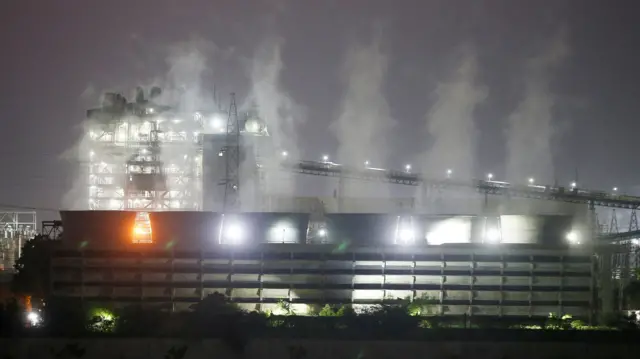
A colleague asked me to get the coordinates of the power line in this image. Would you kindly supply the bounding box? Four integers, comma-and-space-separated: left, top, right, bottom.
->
0, 202, 62, 212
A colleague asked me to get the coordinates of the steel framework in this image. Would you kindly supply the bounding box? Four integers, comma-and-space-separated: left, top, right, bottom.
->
222, 93, 240, 212
86, 88, 203, 211
0, 211, 36, 271
285, 160, 640, 210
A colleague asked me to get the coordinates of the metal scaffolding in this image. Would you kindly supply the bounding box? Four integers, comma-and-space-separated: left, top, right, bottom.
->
0, 211, 36, 271
86, 88, 203, 211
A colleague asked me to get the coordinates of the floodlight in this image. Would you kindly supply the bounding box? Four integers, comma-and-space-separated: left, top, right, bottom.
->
613, 187, 618, 192
405, 164, 412, 171
211, 114, 225, 130
446, 169, 452, 176
566, 231, 579, 244
570, 182, 577, 188
398, 228, 414, 243
27, 312, 40, 326
225, 223, 244, 243
365, 160, 370, 167
485, 228, 501, 243
528, 178, 534, 184
282, 151, 288, 157
487, 173, 493, 180
318, 228, 327, 237
322, 155, 329, 162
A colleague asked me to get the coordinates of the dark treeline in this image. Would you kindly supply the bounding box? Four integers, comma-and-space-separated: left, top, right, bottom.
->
1, 291, 639, 340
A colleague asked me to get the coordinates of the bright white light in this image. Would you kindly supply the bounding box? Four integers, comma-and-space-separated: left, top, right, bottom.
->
487, 173, 493, 180
398, 228, 414, 243
322, 155, 329, 162
570, 182, 577, 188
218, 151, 224, 157
27, 312, 40, 326
318, 228, 327, 237
426, 218, 471, 245
225, 223, 243, 243
109, 199, 120, 209
528, 178, 534, 184
566, 231, 580, 244
281, 151, 288, 157
141, 148, 148, 155
613, 187, 618, 192
89, 150, 95, 157
485, 228, 501, 243
405, 164, 412, 172
211, 115, 225, 130
446, 169, 452, 176
365, 160, 370, 167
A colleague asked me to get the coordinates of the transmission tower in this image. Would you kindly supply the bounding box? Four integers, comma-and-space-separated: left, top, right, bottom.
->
609, 209, 619, 234
222, 93, 240, 212
630, 209, 639, 232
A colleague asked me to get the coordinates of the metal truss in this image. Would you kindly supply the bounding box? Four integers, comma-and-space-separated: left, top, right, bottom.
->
42, 220, 63, 240
222, 93, 240, 212
286, 160, 640, 210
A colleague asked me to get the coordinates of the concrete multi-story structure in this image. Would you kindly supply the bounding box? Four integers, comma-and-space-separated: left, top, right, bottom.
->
51, 210, 600, 320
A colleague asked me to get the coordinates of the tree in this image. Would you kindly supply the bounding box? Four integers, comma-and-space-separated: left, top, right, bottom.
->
12, 235, 55, 300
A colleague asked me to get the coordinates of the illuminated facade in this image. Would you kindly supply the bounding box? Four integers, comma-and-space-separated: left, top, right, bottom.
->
86, 89, 204, 211
51, 211, 599, 319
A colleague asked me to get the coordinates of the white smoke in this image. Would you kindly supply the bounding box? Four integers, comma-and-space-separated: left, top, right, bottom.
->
61, 39, 235, 211
247, 36, 304, 206
506, 30, 569, 184
331, 34, 394, 198
422, 47, 487, 180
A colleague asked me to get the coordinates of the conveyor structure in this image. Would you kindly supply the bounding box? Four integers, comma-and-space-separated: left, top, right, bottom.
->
284, 160, 640, 210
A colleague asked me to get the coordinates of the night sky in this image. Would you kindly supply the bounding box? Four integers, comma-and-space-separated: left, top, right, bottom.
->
2, 0, 640, 221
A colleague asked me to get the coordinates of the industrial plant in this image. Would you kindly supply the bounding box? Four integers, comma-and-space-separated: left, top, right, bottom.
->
4, 87, 640, 323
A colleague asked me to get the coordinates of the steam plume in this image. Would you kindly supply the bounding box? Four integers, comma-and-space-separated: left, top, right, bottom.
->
506, 30, 569, 184
61, 39, 228, 210
331, 34, 394, 198
248, 36, 304, 202
422, 47, 487, 180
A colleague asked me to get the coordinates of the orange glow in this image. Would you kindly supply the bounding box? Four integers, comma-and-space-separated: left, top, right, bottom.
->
132, 212, 152, 243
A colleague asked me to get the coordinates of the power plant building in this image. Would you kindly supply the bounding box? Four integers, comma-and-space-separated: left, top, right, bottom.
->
54, 88, 635, 321
50, 210, 598, 320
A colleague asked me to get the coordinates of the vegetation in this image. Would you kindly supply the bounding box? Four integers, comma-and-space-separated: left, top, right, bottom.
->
1, 236, 638, 337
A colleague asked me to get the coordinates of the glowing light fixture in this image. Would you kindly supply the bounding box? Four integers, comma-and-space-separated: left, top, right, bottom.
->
566, 231, 580, 245
484, 227, 501, 243
398, 228, 415, 243
26, 312, 40, 326
487, 173, 494, 180
318, 228, 327, 237
225, 223, 244, 243
322, 155, 329, 162
528, 178, 535, 184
